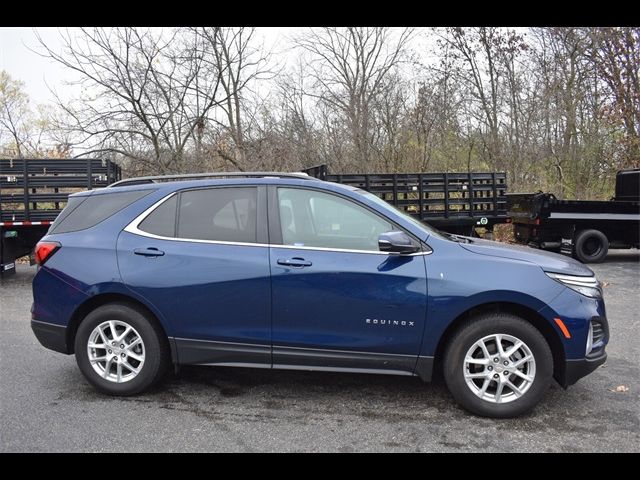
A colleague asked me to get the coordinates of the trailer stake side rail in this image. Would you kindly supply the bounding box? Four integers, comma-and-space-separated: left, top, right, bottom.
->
1, 158, 121, 275
302, 164, 510, 235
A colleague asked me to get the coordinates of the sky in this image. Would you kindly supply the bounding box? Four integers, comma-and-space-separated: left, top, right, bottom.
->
0, 27, 299, 106
0, 27, 75, 104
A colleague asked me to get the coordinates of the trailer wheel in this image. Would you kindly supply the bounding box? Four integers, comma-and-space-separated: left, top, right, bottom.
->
573, 229, 609, 263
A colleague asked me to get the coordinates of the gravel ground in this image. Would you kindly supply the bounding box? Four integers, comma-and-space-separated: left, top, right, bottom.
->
1, 250, 638, 452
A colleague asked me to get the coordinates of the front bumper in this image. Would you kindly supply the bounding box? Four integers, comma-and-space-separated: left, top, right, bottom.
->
31, 319, 70, 354
561, 352, 607, 388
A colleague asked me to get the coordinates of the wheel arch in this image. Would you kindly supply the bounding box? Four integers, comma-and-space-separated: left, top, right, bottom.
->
66, 293, 176, 363
433, 301, 566, 386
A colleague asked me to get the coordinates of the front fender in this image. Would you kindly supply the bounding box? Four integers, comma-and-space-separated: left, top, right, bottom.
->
420, 244, 565, 356
420, 290, 558, 357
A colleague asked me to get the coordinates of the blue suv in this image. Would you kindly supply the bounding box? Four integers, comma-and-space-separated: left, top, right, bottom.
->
31, 172, 608, 417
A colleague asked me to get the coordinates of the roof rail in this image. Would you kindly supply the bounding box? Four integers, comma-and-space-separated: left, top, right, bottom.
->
107, 171, 315, 188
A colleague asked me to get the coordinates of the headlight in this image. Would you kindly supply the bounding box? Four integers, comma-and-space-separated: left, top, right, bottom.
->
545, 272, 602, 299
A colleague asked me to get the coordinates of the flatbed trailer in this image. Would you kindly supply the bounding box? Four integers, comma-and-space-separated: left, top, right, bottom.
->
1, 158, 121, 275
301, 164, 510, 236
507, 169, 640, 263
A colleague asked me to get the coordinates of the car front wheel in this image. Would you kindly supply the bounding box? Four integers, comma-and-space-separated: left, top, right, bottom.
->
443, 313, 553, 418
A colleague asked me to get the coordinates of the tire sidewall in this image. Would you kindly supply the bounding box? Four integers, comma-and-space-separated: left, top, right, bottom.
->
75, 303, 164, 395
575, 229, 608, 263
444, 315, 553, 418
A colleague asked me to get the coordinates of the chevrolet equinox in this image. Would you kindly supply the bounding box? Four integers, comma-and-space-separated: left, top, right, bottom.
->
31, 172, 608, 417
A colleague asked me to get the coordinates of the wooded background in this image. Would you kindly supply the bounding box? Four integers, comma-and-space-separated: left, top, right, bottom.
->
2, 27, 639, 199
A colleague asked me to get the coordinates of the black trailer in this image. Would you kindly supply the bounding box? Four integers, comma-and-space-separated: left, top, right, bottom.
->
301, 164, 510, 236
1, 158, 121, 275
507, 169, 640, 263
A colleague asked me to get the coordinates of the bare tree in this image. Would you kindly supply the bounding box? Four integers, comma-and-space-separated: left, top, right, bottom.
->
529, 28, 594, 197
372, 72, 408, 172
36, 27, 226, 174
408, 42, 467, 173
297, 27, 413, 171
268, 59, 322, 169
192, 27, 274, 171
0, 71, 66, 158
436, 28, 526, 173
13, 27, 637, 199
588, 27, 640, 168
0, 71, 30, 157
496, 31, 530, 186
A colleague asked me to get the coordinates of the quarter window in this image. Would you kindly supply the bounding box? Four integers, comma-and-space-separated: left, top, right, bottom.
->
277, 188, 393, 251
49, 190, 151, 234
177, 187, 257, 243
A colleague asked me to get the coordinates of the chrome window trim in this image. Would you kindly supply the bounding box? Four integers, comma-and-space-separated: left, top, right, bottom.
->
124, 191, 433, 256
271, 244, 431, 256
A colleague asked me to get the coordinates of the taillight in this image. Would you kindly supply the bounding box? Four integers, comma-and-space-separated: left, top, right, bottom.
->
34, 241, 61, 266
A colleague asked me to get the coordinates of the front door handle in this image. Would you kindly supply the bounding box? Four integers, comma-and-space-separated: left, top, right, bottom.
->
134, 247, 165, 257
277, 257, 312, 267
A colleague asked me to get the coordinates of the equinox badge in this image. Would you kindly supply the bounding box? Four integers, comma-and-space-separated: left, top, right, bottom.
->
365, 318, 415, 327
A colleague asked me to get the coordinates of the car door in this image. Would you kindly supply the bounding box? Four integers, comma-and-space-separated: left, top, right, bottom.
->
117, 185, 272, 366
268, 185, 428, 375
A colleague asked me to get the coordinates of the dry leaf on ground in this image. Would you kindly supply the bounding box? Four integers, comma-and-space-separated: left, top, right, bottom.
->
610, 385, 629, 393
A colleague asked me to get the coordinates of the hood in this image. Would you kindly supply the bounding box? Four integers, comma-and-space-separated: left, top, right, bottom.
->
458, 237, 594, 276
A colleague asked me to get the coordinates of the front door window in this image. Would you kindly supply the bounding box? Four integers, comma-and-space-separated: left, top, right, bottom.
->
277, 188, 392, 251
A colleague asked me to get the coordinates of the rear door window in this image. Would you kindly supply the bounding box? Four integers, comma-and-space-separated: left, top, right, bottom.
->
49, 190, 151, 234
177, 187, 257, 243
138, 195, 178, 237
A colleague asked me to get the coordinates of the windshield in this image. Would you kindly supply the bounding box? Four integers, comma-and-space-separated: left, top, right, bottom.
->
358, 190, 449, 240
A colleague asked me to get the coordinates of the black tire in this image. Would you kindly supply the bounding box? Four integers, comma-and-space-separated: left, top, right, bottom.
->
443, 313, 553, 418
573, 229, 609, 263
74, 302, 170, 395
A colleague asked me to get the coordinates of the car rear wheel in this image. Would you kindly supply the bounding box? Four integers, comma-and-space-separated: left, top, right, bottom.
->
75, 303, 170, 395
443, 313, 553, 418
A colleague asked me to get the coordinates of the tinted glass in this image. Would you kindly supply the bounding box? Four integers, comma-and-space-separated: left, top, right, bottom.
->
359, 190, 442, 239
49, 190, 151, 234
138, 195, 177, 237
277, 188, 392, 251
177, 187, 257, 243
48, 196, 87, 231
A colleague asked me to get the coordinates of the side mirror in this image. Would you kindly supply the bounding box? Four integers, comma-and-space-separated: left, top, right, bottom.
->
378, 231, 420, 254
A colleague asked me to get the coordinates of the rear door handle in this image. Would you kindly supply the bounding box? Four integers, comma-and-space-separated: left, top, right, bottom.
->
277, 257, 312, 267
134, 247, 165, 257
